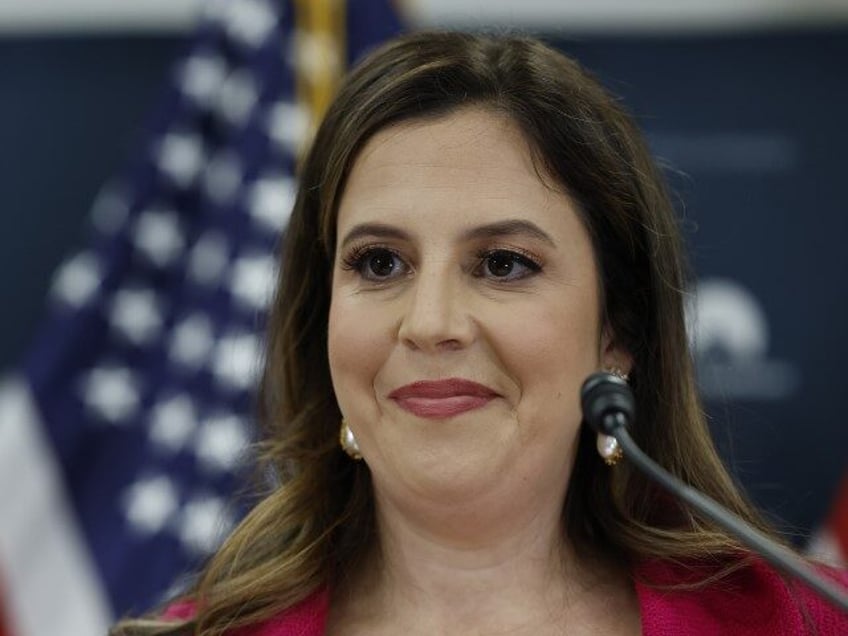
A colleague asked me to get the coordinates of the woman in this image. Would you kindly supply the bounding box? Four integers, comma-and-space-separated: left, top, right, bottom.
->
114, 31, 847, 635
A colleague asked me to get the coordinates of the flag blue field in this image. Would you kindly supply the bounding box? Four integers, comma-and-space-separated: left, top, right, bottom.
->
0, 1, 402, 634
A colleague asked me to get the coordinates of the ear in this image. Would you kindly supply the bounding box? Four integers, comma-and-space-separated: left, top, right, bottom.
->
599, 325, 633, 376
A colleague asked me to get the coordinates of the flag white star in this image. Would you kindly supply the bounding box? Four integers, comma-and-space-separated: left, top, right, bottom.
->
211, 331, 262, 391
81, 366, 141, 424
149, 394, 198, 453
222, 0, 277, 49
188, 231, 230, 287
134, 209, 185, 268
178, 53, 227, 108
266, 100, 310, 153
177, 496, 232, 555
228, 252, 277, 310
110, 288, 163, 345
203, 150, 243, 204
155, 132, 205, 188
195, 413, 249, 472
218, 69, 258, 126
123, 475, 180, 535
249, 173, 296, 232
169, 313, 215, 369
90, 182, 130, 235
51, 252, 102, 308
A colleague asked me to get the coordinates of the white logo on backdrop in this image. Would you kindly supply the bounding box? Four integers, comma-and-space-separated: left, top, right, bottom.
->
686, 278, 800, 401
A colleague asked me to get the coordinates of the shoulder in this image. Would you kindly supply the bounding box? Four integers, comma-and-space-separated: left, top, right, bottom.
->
162, 588, 330, 636
634, 557, 848, 636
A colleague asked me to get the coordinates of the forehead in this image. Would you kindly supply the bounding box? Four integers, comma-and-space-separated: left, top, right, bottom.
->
336, 107, 582, 245
356, 108, 537, 177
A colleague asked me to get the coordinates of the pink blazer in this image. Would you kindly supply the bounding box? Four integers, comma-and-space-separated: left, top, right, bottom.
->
165, 558, 848, 635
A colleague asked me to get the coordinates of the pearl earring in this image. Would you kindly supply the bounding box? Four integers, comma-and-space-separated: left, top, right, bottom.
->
339, 419, 362, 460
596, 367, 629, 466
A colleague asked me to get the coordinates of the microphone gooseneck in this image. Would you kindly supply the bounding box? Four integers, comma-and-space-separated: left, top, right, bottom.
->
580, 372, 848, 614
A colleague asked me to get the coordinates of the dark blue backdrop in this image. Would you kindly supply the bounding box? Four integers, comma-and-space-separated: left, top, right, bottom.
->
1, 28, 845, 545
554, 30, 848, 541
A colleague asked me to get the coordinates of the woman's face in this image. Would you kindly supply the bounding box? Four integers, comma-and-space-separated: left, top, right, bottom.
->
328, 108, 626, 517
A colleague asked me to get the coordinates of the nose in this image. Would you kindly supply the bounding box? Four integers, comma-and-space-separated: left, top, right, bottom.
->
397, 268, 475, 352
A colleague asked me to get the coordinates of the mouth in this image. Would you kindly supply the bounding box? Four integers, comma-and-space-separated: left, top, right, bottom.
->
388, 378, 500, 419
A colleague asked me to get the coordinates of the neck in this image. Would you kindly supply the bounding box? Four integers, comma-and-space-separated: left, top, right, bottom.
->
330, 490, 635, 635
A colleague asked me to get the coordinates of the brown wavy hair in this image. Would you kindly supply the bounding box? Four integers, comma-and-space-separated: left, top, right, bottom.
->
112, 30, 774, 635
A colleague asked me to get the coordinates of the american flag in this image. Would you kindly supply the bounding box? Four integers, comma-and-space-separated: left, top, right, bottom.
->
0, 1, 402, 634
809, 475, 848, 568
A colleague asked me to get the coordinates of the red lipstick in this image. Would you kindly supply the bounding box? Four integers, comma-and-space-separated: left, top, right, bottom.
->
388, 378, 499, 419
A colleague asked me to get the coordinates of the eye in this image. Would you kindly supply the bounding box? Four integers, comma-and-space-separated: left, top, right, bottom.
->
342, 246, 408, 282
476, 249, 541, 281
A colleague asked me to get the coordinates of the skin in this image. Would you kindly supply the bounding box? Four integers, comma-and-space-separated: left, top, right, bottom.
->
326, 107, 638, 635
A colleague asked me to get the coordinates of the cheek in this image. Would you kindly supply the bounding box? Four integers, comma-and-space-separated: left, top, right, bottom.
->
327, 291, 389, 417
503, 297, 602, 425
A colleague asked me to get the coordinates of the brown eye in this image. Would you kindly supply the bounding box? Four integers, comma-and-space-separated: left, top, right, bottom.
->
341, 247, 408, 282
478, 249, 541, 281
366, 249, 398, 278
486, 251, 516, 277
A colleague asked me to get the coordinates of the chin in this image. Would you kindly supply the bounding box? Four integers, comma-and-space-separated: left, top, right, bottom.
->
382, 445, 515, 502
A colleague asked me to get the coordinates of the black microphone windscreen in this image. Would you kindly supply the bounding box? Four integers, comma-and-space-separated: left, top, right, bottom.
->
580, 372, 635, 434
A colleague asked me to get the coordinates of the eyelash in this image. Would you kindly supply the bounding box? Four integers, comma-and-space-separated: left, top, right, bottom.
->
340, 243, 406, 281
474, 247, 542, 281
340, 244, 543, 283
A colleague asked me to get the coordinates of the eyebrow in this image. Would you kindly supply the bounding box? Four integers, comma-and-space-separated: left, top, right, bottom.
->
339, 219, 556, 249
461, 219, 556, 247
339, 223, 411, 249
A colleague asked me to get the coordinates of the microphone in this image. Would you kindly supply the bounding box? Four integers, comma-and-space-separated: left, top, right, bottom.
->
580, 371, 848, 613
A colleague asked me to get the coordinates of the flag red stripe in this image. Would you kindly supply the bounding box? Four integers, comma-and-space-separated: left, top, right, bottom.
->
0, 581, 12, 636
830, 474, 848, 558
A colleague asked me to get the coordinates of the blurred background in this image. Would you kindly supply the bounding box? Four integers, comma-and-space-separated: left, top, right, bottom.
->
1, 0, 847, 634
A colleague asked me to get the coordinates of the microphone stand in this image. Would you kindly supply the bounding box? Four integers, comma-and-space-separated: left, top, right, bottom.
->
605, 412, 848, 613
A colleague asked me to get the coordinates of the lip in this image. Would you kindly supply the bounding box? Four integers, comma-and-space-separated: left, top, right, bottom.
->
388, 378, 499, 419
